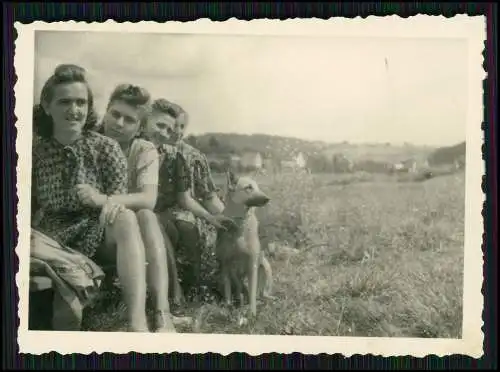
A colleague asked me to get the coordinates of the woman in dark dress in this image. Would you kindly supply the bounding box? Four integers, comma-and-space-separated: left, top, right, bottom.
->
141, 98, 234, 302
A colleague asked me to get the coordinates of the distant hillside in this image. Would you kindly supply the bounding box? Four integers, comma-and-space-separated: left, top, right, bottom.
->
186, 132, 435, 164
187, 133, 329, 161
428, 141, 466, 166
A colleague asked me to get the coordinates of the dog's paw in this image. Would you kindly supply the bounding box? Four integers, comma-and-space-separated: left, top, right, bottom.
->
262, 294, 278, 302
238, 315, 248, 327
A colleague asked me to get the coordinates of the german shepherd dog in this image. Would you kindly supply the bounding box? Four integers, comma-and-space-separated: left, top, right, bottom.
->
215, 170, 275, 317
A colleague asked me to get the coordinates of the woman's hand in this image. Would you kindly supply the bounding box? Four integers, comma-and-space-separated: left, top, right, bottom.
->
99, 200, 125, 227
208, 214, 237, 231
76, 184, 108, 208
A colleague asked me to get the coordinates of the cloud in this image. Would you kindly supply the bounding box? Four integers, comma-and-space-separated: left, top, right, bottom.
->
36, 31, 210, 79
33, 31, 468, 146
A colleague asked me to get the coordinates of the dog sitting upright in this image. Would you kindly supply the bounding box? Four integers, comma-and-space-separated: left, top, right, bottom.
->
216, 170, 275, 317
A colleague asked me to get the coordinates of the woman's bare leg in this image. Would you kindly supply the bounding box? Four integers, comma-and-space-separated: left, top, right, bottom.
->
136, 209, 177, 333
160, 226, 185, 307
136, 210, 170, 310
104, 209, 148, 332
156, 212, 184, 307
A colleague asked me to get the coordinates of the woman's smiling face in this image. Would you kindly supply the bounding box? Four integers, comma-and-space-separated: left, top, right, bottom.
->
143, 110, 178, 146
43, 82, 89, 136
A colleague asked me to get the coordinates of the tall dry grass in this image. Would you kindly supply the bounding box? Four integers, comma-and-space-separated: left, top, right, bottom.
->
84, 170, 465, 338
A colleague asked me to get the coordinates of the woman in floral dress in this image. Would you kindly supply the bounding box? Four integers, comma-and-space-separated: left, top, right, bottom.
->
31, 64, 152, 332
141, 98, 234, 302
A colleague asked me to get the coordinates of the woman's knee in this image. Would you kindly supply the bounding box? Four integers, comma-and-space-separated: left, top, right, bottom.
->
116, 208, 138, 224
136, 208, 157, 226
112, 208, 141, 237
136, 209, 157, 222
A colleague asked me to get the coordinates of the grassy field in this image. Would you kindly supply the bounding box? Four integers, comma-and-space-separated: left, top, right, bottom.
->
83, 170, 465, 338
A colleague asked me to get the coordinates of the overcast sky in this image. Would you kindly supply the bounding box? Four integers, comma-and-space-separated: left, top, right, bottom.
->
33, 31, 468, 146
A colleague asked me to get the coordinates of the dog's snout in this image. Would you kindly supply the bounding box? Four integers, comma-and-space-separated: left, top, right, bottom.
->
245, 192, 270, 207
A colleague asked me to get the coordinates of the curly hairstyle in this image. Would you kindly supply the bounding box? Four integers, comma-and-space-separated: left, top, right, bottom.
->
33, 64, 99, 139
106, 83, 151, 111
97, 83, 152, 134
151, 98, 189, 125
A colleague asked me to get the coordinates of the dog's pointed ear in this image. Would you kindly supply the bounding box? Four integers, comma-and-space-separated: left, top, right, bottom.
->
226, 169, 238, 190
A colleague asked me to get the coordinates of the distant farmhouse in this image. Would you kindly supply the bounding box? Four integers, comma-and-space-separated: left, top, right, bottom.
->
391, 158, 430, 174
240, 151, 263, 170
228, 154, 241, 170
280, 151, 308, 172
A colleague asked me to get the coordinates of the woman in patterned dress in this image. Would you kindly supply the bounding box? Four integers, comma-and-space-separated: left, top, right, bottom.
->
31, 64, 151, 332
141, 98, 235, 302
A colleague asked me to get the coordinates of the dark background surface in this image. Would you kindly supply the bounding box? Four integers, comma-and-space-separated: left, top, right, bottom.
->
2, 2, 497, 370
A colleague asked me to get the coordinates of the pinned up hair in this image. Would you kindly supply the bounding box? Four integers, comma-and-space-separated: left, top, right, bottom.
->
107, 83, 151, 111
33, 64, 99, 138
151, 98, 189, 124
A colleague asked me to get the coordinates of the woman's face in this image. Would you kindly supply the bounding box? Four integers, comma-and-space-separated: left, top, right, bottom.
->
102, 100, 142, 144
43, 82, 89, 136
143, 110, 179, 146
173, 113, 188, 143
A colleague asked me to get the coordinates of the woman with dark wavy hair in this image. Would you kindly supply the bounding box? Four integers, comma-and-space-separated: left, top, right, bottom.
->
31, 64, 152, 332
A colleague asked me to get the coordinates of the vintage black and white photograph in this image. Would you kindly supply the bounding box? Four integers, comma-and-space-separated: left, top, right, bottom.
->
15, 17, 485, 357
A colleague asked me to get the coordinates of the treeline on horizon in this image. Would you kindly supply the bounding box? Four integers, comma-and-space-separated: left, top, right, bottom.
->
185, 132, 464, 161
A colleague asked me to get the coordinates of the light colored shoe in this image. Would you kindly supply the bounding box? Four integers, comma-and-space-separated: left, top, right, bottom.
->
154, 310, 177, 333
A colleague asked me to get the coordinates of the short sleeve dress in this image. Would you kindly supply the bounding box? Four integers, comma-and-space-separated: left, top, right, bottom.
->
155, 141, 220, 297
125, 138, 160, 193
31, 131, 129, 258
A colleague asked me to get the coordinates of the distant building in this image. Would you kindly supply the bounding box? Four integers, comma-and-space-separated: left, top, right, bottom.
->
240, 152, 263, 170
392, 158, 429, 173
228, 154, 241, 169
279, 151, 309, 173
294, 152, 307, 169
402, 159, 417, 173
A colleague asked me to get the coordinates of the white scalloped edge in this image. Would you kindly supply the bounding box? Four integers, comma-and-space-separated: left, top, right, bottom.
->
13, 15, 486, 358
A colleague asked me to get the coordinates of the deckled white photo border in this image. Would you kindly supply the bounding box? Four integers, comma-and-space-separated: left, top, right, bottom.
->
14, 15, 486, 357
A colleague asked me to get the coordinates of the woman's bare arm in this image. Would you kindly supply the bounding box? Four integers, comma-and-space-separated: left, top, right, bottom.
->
202, 192, 225, 214
178, 190, 215, 223
108, 185, 158, 211
108, 142, 160, 211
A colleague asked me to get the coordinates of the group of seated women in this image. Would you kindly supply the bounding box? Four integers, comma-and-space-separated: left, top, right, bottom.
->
31, 64, 235, 333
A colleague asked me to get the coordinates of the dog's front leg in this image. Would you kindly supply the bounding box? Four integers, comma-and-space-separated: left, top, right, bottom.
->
229, 268, 245, 306
247, 255, 259, 317
221, 266, 232, 306
260, 256, 277, 301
